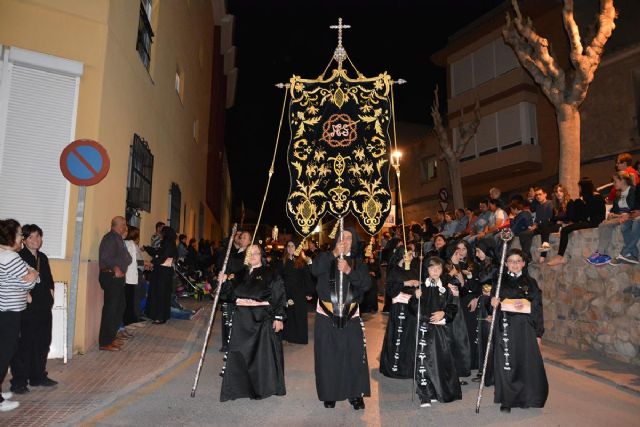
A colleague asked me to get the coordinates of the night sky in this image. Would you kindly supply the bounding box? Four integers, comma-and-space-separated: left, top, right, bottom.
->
225, 0, 504, 232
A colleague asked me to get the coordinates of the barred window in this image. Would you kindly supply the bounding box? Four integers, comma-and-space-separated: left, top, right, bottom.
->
127, 134, 154, 212
136, 0, 154, 70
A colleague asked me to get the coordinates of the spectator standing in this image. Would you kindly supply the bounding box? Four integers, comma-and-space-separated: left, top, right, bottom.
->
148, 226, 178, 324
98, 216, 132, 351
10, 224, 57, 395
123, 226, 146, 325
0, 219, 38, 412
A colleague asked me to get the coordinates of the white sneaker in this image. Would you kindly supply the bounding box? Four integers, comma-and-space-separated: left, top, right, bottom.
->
1, 392, 13, 399
538, 242, 551, 252
0, 399, 20, 412
420, 402, 431, 408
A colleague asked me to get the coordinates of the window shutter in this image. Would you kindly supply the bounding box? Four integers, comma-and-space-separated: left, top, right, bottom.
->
0, 57, 80, 258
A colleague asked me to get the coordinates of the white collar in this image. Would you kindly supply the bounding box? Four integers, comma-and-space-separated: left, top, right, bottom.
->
620, 186, 630, 196
507, 270, 523, 278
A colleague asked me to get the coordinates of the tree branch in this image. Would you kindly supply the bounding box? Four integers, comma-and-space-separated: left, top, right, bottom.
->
430, 85, 456, 163
503, 0, 566, 106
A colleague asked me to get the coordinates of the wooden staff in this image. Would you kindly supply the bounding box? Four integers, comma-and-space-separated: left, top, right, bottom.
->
190, 223, 238, 397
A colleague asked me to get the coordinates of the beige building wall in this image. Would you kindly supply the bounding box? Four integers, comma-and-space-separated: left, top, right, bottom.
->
0, 0, 220, 352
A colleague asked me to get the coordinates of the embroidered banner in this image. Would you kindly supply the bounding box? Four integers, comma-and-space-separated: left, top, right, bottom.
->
286, 69, 392, 236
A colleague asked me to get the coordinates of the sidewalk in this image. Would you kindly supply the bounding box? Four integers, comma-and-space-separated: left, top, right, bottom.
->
542, 341, 640, 395
0, 300, 208, 427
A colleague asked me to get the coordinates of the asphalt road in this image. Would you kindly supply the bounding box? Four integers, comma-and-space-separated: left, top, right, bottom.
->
83, 310, 640, 427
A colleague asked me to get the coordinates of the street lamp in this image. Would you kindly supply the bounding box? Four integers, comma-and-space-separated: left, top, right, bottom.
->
391, 150, 402, 168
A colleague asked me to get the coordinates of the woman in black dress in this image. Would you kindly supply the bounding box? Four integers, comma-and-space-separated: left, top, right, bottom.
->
148, 226, 177, 324
379, 246, 419, 378
279, 240, 313, 344
491, 248, 548, 413
410, 256, 462, 408
218, 244, 286, 401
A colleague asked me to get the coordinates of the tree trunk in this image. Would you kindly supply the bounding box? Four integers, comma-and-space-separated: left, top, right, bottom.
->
556, 104, 581, 198
447, 157, 464, 211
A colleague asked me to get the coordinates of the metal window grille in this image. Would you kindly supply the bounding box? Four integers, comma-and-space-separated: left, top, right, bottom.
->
127, 134, 154, 213
136, 1, 154, 70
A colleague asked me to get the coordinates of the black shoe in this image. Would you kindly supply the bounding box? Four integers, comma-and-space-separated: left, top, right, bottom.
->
10, 385, 29, 395
219, 346, 229, 353
500, 405, 511, 413
348, 397, 365, 410
460, 380, 469, 386
30, 377, 58, 387
471, 377, 481, 383
323, 401, 335, 408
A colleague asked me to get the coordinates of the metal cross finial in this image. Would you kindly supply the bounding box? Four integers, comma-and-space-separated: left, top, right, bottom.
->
330, 17, 351, 47
330, 17, 350, 66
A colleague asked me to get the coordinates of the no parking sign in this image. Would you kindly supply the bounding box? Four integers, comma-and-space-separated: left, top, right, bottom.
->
59, 139, 110, 361
60, 139, 110, 186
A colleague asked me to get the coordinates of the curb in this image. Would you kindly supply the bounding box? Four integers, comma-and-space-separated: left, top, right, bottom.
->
543, 355, 640, 396
62, 305, 211, 426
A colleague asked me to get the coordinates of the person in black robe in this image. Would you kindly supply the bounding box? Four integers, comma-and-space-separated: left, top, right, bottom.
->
279, 240, 313, 344
491, 248, 548, 413
216, 230, 251, 352
379, 246, 419, 378
218, 244, 286, 401
443, 260, 472, 380
426, 234, 447, 259
311, 227, 371, 410
409, 256, 462, 407
471, 239, 497, 384
361, 253, 381, 314
451, 240, 481, 370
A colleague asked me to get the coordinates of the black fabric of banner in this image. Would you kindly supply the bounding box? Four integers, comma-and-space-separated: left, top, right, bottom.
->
286, 69, 392, 236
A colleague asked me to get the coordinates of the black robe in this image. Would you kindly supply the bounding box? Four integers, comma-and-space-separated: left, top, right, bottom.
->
493, 273, 548, 408
311, 250, 371, 402
220, 265, 286, 401
360, 258, 381, 313
409, 277, 462, 403
279, 258, 313, 344
379, 257, 419, 379
445, 273, 472, 378
457, 260, 481, 371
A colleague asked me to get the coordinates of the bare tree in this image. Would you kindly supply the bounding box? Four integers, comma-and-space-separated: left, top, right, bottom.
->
430, 85, 480, 210
503, 0, 617, 196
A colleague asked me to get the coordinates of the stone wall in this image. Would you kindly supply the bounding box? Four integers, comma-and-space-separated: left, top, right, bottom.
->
520, 227, 640, 365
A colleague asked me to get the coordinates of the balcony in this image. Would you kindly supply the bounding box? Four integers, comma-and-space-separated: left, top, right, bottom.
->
460, 143, 541, 184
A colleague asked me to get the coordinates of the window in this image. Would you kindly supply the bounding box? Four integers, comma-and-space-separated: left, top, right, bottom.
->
169, 183, 181, 232
451, 38, 520, 96
419, 156, 438, 182
0, 46, 83, 259
456, 102, 537, 162
126, 134, 154, 215
136, 0, 154, 70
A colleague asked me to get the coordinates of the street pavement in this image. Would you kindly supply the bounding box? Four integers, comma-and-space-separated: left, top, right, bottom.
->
1, 299, 638, 427
73, 306, 639, 427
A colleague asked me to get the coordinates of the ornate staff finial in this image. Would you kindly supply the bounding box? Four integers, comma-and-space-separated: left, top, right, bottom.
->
330, 17, 350, 67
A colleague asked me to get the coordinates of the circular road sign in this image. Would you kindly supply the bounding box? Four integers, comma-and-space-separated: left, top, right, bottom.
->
60, 139, 110, 186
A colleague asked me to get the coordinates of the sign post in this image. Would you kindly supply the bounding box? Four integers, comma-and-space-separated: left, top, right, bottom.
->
60, 139, 110, 361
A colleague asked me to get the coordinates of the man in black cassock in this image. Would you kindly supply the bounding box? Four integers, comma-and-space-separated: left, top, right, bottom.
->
311, 227, 371, 410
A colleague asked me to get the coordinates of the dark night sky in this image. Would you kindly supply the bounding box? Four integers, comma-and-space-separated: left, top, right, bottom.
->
225, 0, 504, 231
